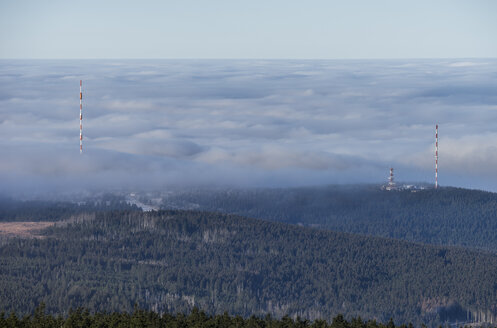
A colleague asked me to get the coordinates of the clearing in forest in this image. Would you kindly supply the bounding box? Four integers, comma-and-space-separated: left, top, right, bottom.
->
0, 221, 54, 238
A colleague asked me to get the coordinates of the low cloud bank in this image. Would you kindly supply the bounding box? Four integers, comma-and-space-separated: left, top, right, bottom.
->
1, 59, 497, 194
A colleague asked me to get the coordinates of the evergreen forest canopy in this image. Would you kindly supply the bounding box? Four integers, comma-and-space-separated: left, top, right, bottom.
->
0, 305, 428, 328
0, 194, 139, 222
160, 186, 497, 251
1, 209, 497, 327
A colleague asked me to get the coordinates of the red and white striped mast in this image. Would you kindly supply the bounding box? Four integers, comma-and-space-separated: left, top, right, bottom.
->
435, 124, 438, 189
389, 168, 395, 187
80, 80, 83, 153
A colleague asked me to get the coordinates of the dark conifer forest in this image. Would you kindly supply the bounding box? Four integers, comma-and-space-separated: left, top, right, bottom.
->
0, 306, 420, 328
0, 195, 139, 222
1, 203, 497, 326
161, 186, 497, 251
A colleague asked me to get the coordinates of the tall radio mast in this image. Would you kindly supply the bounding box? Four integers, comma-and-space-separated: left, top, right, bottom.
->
80, 80, 83, 153
435, 124, 438, 189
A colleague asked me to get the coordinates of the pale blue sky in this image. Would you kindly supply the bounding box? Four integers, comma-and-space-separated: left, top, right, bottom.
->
1, 0, 496, 59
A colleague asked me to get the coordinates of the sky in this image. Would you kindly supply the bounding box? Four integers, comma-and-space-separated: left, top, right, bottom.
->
1, 59, 497, 195
0, 1, 497, 59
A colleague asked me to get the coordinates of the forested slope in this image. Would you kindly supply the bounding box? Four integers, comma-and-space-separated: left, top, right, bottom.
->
1, 210, 497, 326
0, 195, 139, 222
161, 186, 497, 251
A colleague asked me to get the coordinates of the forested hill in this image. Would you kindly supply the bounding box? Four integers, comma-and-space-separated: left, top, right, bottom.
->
2, 210, 497, 326
0, 195, 139, 222
161, 186, 497, 251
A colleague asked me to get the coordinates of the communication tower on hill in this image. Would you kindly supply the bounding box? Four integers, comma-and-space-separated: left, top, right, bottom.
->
80, 80, 83, 153
435, 124, 438, 189
385, 168, 396, 191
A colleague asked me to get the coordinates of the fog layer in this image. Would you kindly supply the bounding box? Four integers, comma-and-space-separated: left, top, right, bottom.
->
1, 59, 497, 194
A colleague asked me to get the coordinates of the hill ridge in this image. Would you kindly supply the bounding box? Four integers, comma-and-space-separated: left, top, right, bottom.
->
159, 186, 497, 251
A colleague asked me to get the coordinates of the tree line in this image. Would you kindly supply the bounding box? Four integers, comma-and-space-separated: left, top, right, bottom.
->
0, 304, 438, 328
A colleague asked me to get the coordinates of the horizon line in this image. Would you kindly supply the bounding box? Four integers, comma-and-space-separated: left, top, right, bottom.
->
1, 57, 496, 61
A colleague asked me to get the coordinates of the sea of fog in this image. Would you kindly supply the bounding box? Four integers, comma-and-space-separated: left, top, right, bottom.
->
1, 59, 497, 195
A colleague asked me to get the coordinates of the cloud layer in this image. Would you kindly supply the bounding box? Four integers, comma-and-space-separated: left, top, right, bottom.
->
1, 59, 497, 194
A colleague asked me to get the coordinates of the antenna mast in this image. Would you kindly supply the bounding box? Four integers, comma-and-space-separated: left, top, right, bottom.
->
435, 124, 438, 189
80, 80, 83, 153
386, 167, 396, 191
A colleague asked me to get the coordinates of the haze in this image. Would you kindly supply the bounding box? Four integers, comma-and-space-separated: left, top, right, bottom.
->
1, 59, 497, 195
